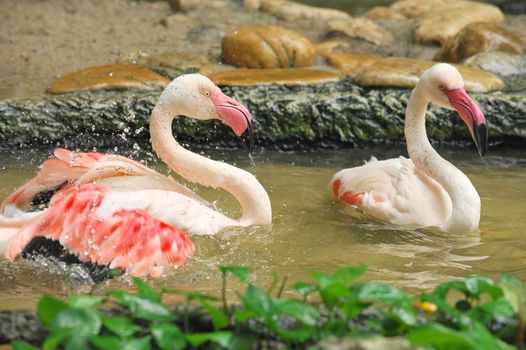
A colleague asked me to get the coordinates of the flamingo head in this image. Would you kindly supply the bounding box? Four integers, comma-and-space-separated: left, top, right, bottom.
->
159, 74, 252, 137
420, 63, 488, 156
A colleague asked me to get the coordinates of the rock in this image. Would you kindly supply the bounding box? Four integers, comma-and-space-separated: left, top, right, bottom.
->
2, 80, 523, 151
243, 0, 262, 11
390, 0, 450, 18
222, 26, 316, 69
364, 6, 407, 20
413, 1, 505, 45
47, 64, 170, 95
351, 57, 504, 92
464, 51, 526, 77
314, 41, 350, 56
209, 68, 340, 86
322, 52, 382, 77
136, 51, 209, 78
167, 0, 201, 12
326, 18, 392, 46
248, 0, 351, 21
434, 22, 525, 62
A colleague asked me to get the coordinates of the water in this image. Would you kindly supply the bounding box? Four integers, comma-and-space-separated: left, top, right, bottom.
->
0, 145, 525, 310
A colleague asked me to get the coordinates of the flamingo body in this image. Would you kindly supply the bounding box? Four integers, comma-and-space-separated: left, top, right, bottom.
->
332, 156, 452, 228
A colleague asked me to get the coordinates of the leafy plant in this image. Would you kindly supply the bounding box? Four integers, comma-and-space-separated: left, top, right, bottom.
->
11, 266, 526, 350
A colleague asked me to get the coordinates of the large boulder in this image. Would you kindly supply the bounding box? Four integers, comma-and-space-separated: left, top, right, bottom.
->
326, 18, 392, 46
434, 22, 525, 62
47, 64, 170, 95
222, 26, 316, 69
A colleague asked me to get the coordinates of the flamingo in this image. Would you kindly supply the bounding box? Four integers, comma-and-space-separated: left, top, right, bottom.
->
331, 63, 488, 233
0, 74, 272, 277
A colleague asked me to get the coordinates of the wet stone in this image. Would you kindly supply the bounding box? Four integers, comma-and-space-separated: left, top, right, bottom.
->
412, 0, 505, 45
248, 0, 351, 21
434, 22, 525, 63
322, 52, 382, 77
209, 68, 340, 86
326, 18, 392, 46
137, 51, 209, 79
351, 56, 505, 92
364, 6, 407, 20
47, 64, 170, 94
222, 25, 316, 69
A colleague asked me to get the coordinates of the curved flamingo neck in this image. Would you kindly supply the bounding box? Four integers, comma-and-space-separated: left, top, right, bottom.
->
404, 87, 480, 233
149, 102, 271, 227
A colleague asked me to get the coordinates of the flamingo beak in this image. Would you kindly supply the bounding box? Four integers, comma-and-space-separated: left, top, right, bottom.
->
445, 87, 488, 156
210, 91, 252, 137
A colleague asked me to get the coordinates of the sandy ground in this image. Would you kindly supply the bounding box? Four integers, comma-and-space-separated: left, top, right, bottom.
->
0, 0, 188, 99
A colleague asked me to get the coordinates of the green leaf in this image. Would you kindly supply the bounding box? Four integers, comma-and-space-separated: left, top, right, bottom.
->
186, 332, 233, 348
109, 291, 176, 321
67, 295, 104, 308
90, 335, 151, 350
51, 307, 102, 336
42, 329, 70, 350
319, 283, 351, 308
151, 323, 186, 350
200, 301, 229, 330
277, 326, 317, 342
242, 285, 273, 316
341, 300, 369, 320
184, 291, 218, 303
332, 265, 367, 286
311, 271, 334, 289
220, 266, 250, 282
407, 323, 479, 349
388, 305, 418, 326
294, 282, 318, 298
228, 334, 259, 350
275, 299, 320, 326
233, 309, 260, 322
499, 273, 524, 314
101, 315, 141, 337
351, 282, 410, 305
471, 320, 516, 350
37, 294, 68, 327
12, 341, 40, 350
433, 280, 468, 299
133, 277, 161, 302
465, 275, 496, 299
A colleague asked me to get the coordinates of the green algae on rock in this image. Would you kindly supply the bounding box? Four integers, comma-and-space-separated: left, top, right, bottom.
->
1, 79, 524, 151
222, 26, 316, 69
47, 64, 170, 95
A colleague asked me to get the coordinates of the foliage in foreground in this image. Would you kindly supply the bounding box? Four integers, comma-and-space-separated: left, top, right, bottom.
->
12, 265, 526, 350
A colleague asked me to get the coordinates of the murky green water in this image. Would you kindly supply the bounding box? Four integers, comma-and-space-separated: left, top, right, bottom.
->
0, 146, 525, 310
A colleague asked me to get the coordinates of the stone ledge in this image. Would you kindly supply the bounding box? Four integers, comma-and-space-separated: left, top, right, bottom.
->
0, 80, 524, 151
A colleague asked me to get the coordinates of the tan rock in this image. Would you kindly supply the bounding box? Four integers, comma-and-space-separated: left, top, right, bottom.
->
253, 0, 351, 21
222, 26, 316, 69
364, 6, 406, 20
390, 0, 450, 18
47, 64, 170, 94
352, 57, 504, 92
434, 22, 525, 62
139, 51, 208, 72
322, 52, 382, 77
160, 13, 199, 29
326, 18, 392, 46
209, 68, 340, 86
243, 0, 262, 11
314, 41, 350, 56
413, 1, 504, 45
167, 0, 201, 12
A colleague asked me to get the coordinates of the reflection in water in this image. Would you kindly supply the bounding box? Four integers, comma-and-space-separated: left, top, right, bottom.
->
0, 146, 525, 309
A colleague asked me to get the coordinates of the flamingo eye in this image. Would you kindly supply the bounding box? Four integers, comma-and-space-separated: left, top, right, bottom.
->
439, 84, 445, 91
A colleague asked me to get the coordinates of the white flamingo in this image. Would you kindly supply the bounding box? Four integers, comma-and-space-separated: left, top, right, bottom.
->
0, 74, 272, 276
331, 64, 487, 233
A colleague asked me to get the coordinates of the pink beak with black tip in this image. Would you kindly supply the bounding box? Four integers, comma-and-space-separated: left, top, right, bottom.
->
210, 91, 252, 137
446, 87, 488, 156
